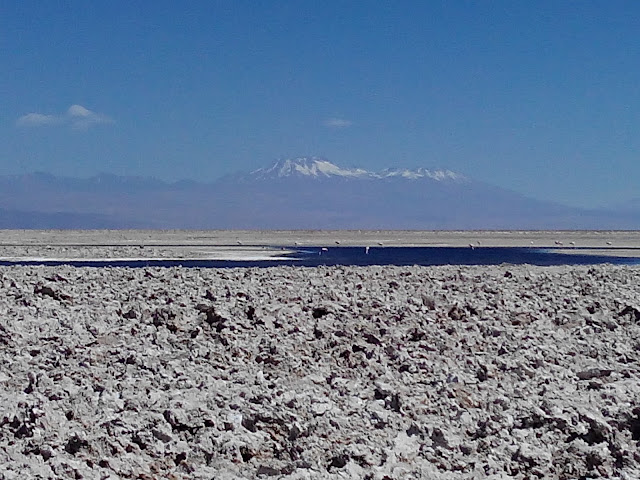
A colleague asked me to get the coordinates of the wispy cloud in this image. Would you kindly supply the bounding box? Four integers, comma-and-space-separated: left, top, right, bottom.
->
17, 105, 114, 130
323, 117, 353, 128
16, 113, 62, 127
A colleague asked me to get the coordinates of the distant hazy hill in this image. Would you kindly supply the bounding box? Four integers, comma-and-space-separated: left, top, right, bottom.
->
0, 208, 125, 229
0, 158, 637, 229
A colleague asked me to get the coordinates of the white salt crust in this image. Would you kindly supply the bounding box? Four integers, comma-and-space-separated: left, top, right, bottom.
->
1, 264, 640, 479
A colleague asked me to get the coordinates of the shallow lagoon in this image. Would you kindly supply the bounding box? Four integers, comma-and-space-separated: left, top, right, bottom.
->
1, 246, 638, 268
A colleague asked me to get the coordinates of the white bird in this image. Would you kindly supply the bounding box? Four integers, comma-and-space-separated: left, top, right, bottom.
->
365, 246, 370, 254
606, 241, 612, 245
469, 244, 475, 250
377, 242, 383, 246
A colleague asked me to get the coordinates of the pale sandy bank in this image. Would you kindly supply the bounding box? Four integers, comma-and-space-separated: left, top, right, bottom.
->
0, 229, 639, 260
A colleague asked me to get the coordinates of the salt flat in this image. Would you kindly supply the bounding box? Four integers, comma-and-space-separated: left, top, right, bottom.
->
1, 264, 640, 479
0, 230, 639, 260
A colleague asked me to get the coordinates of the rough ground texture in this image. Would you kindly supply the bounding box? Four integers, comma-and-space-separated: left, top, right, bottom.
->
1, 264, 640, 479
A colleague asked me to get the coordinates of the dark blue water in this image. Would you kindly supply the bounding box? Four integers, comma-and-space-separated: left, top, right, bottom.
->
0, 247, 638, 268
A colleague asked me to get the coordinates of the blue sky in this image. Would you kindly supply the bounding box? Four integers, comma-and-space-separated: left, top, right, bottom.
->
2, 1, 639, 208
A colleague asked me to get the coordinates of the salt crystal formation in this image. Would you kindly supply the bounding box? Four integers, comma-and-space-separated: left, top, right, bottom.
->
1, 264, 640, 479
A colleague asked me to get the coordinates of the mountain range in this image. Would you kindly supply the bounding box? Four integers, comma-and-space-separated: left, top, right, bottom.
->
0, 157, 637, 229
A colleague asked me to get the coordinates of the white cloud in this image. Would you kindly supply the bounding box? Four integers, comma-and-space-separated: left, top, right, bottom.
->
16, 113, 61, 127
68, 104, 92, 117
323, 117, 353, 128
67, 104, 113, 130
16, 105, 113, 130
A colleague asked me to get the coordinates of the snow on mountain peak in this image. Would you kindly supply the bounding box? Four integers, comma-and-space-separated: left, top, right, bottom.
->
249, 157, 465, 182
250, 157, 370, 179
380, 167, 463, 181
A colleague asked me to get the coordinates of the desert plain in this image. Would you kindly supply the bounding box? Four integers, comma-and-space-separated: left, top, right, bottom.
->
1, 231, 640, 479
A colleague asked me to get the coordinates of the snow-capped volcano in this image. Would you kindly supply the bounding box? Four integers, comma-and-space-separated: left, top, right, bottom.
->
248, 157, 465, 182
0, 156, 635, 229
250, 157, 370, 179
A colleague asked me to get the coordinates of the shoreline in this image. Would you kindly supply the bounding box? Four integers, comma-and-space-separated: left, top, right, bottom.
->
1, 230, 640, 260
0, 246, 639, 265
0, 229, 639, 247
